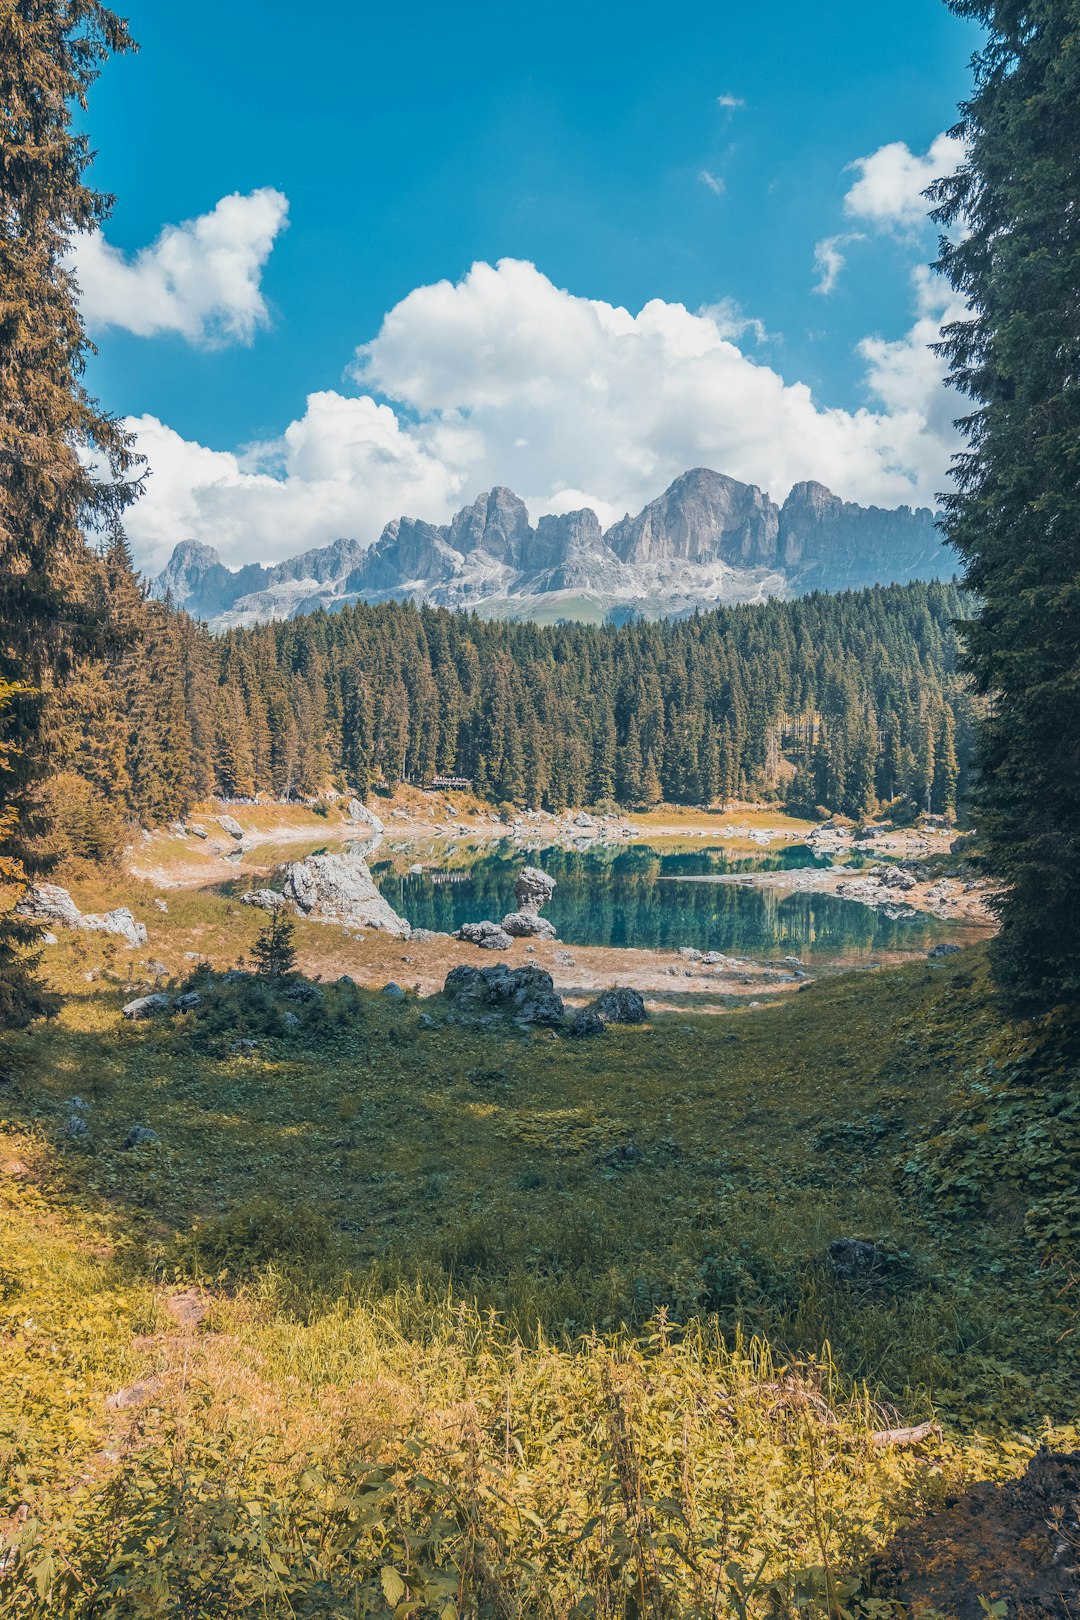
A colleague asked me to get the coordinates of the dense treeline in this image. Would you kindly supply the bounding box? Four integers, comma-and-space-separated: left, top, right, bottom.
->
44, 578, 973, 856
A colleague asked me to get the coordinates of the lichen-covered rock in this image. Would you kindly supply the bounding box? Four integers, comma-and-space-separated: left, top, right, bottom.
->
282, 851, 410, 937
443, 963, 565, 1025
514, 866, 556, 914
590, 987, 646, 1025
454, 920, 512, 950
122, 993, 171, 1020
501, 910, 557, 939
241, 889, 285, 912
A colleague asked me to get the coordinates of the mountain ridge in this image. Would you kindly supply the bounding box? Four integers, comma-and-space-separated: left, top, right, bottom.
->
152, 468, 951, 629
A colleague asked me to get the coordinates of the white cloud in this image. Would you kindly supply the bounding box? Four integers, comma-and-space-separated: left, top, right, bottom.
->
698, 169, 726, 196
812, 233, 863, 296
843, 132, 966, 233
70, 188, 289, 346
716, 93, 744, 109
123, 258, 960, 575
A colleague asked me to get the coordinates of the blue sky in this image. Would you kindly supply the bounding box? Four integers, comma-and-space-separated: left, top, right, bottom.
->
76, 1, 981, 571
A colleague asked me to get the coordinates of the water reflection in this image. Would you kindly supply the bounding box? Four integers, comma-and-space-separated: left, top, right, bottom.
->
371, 842, 971, 961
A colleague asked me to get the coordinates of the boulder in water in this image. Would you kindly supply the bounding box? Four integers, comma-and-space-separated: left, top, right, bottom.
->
514, 865, 556, 914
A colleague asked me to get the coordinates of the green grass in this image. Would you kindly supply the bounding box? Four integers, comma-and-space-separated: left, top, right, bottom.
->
1, 932, 1078, 1615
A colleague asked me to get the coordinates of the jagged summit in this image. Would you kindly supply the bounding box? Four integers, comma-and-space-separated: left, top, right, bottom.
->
151, 468, 949, 630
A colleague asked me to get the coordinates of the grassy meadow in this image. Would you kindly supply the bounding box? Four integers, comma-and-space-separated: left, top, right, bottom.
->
1, 917, 1078, 1615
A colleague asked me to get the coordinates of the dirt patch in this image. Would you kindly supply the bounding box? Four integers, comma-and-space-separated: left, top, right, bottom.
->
872, 1448, 1080, 1617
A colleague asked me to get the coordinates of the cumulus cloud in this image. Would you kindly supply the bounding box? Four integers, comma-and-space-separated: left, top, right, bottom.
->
122, 257, 960, 575
716, 92, 744, 109
843, 131, 966, 233
70, 188, 289, 345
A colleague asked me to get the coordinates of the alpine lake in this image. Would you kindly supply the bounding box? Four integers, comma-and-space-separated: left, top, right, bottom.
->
361, 836, 985, 963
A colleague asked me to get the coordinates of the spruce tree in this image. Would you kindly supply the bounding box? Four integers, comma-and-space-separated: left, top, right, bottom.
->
251, 907, 297, 978
0, 2, 138, 1022
931, 1, 1080, 1006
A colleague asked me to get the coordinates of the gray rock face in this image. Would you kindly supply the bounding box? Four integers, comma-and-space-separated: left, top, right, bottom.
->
122, 993, 171, 1020
514, 866, 556, 913
152, 468, 949, 629
282, 851, 410, 937
501, 911, 557, 940
454, 919, 512, 950
241, 889, 285, 912
590, 987, 647, 1025
607, 468, 780, 567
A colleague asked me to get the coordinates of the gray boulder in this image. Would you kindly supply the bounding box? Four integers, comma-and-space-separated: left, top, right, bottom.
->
218, 815, 244, 840
189, 824, 209, 839
66, 1114, 89, 1138
241, 889, 285, 912
346, 799, 385, 834
928, 941, 961, 958
454, 919, 512, 950
569, 1007, 606, 1038
16, 883, 82, 929
590, 987, 646, 1025
174, 991, 201, 1012
82, 907, 147, 948
828, 1237, 888, 1284
122, 993, 171, 1020
443, 963, 565, 1025
382, 982, 406, 998
514, 865, 556, 914
122, 1127, 160, 1149
282, 851, 410, 937
501, 910, 557, 940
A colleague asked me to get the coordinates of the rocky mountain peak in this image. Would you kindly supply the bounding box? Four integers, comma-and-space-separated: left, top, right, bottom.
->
151, 466, 949, 629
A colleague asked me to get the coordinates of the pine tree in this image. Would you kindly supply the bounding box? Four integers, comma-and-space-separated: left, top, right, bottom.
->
0, 2, 138, 1021
251, 907, 297, 978
929, 1, 1080, 1006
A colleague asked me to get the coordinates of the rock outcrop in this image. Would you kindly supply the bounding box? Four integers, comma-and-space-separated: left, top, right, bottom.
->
17, 884, 147, 947
443, 963, 565, 1026
281, 851, 410, 936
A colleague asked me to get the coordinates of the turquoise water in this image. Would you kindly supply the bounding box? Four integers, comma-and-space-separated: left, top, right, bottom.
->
372, 841, 976, 961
